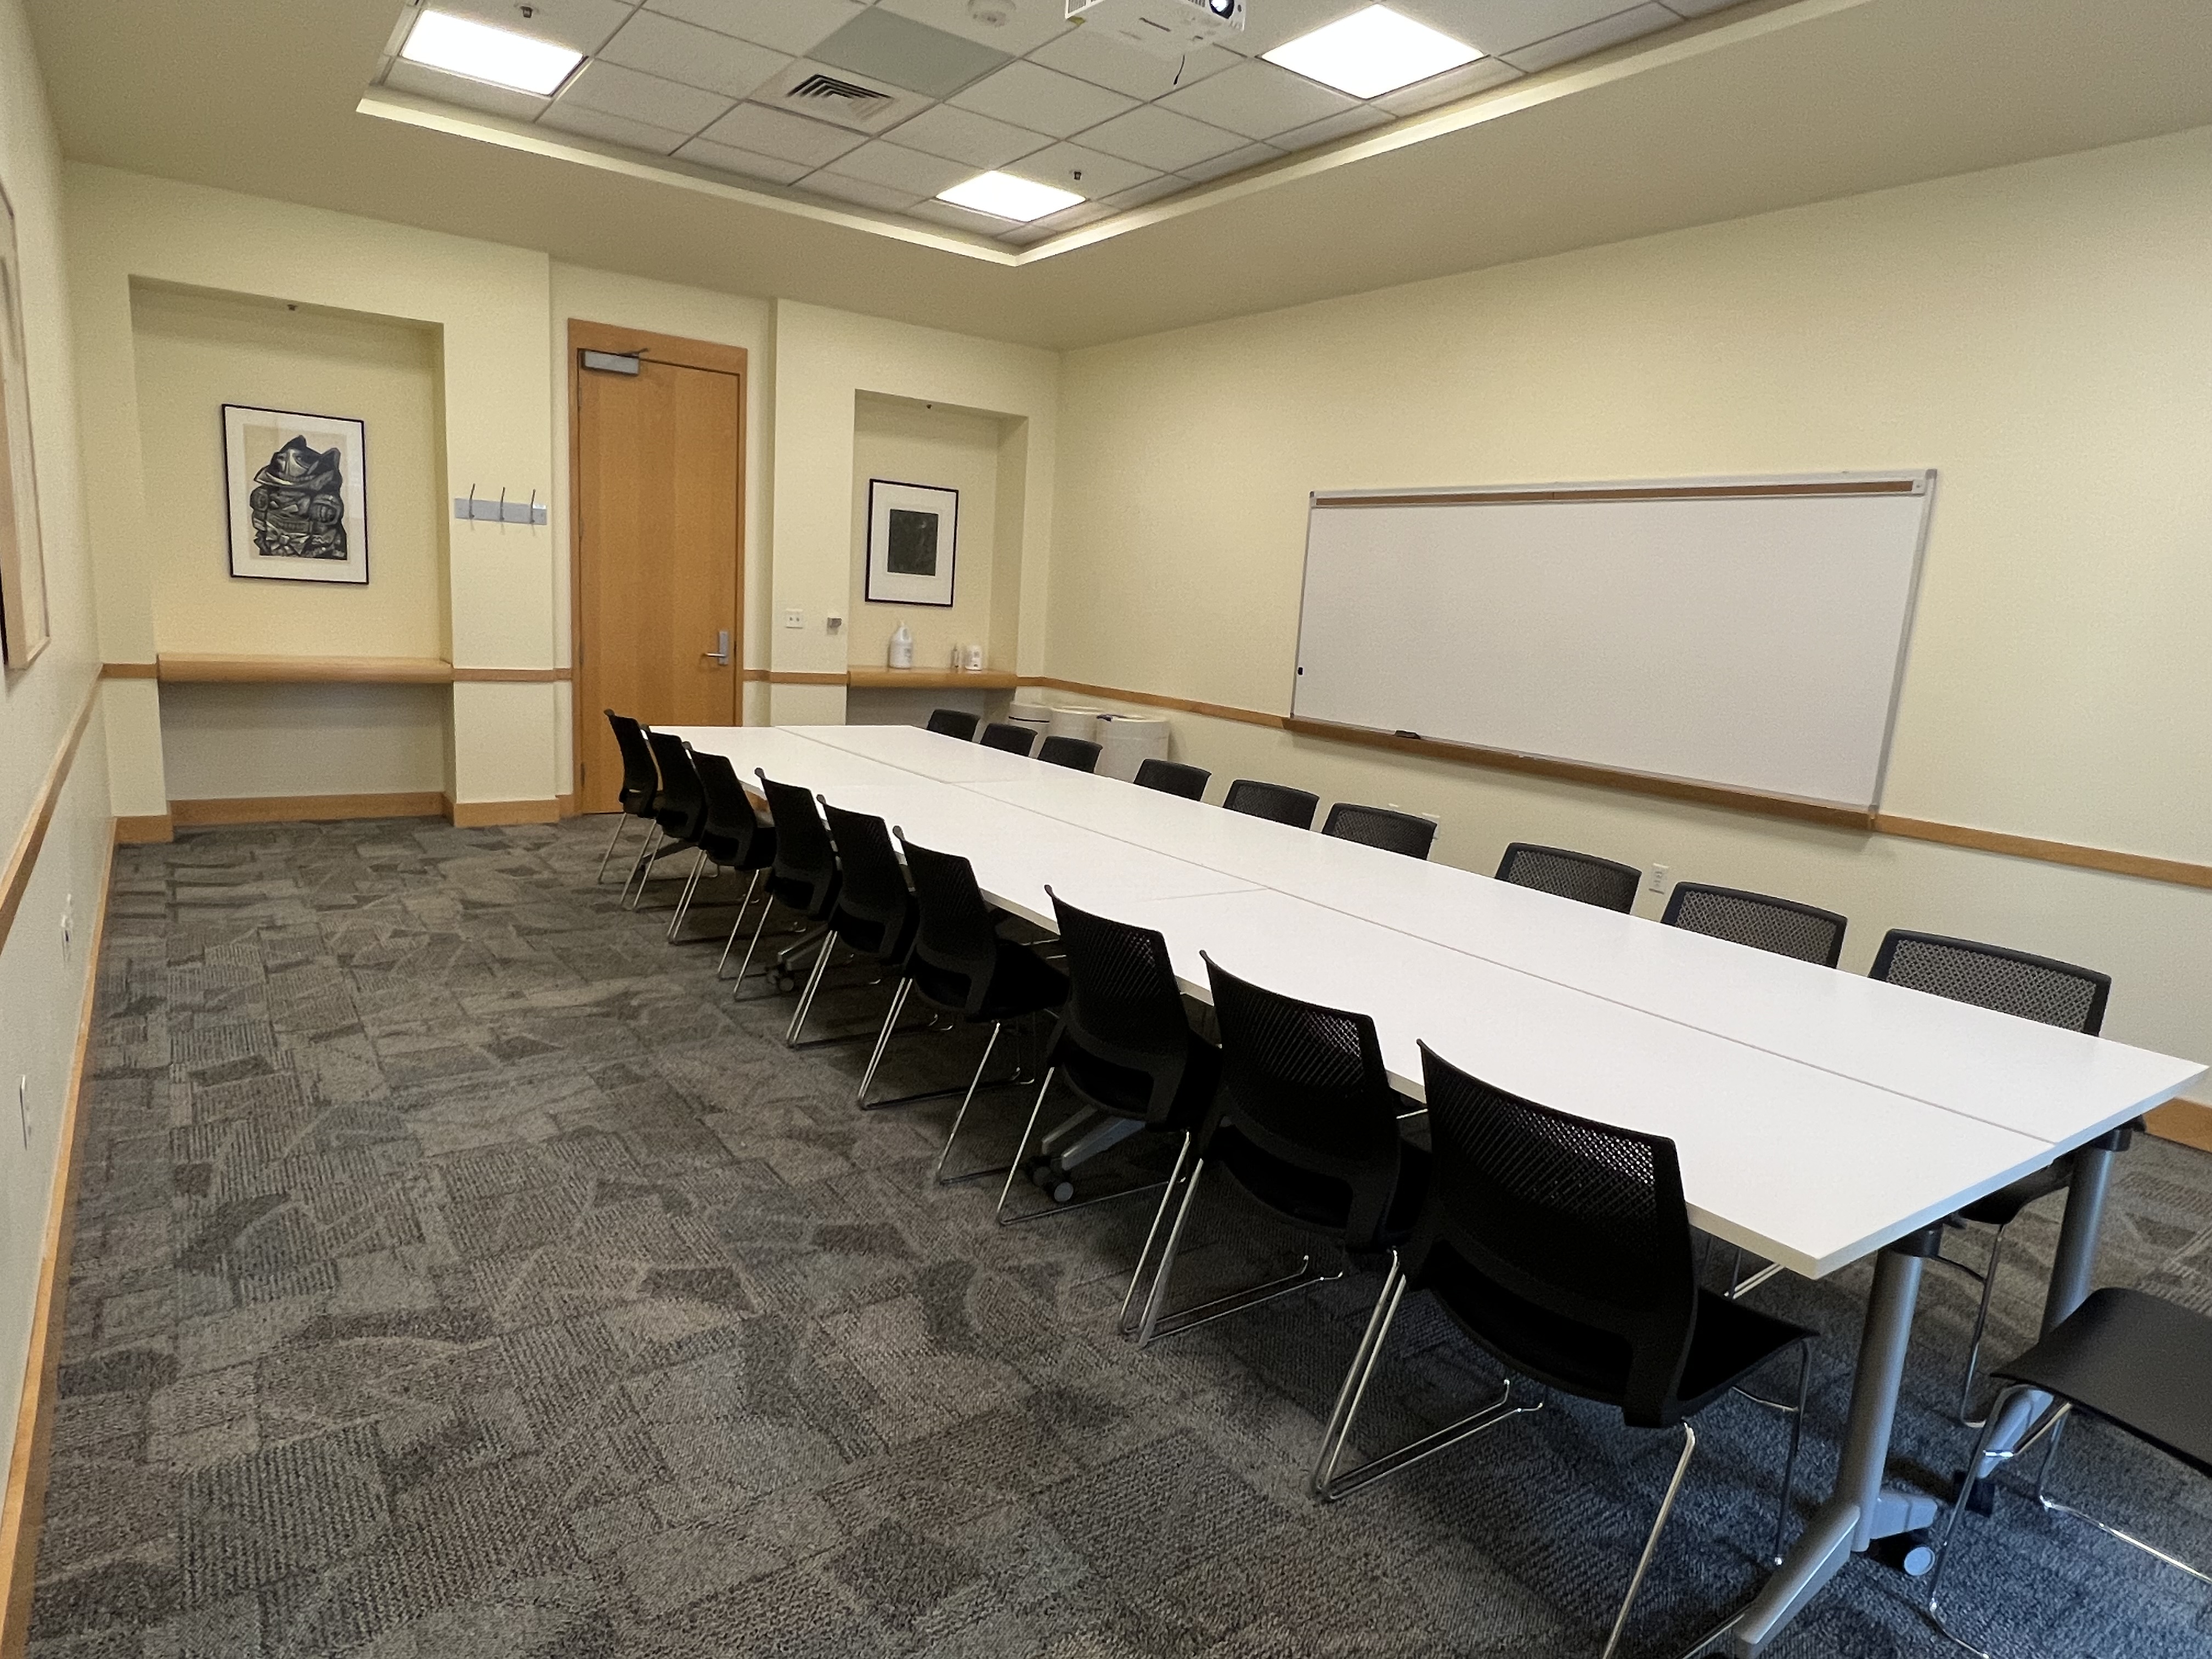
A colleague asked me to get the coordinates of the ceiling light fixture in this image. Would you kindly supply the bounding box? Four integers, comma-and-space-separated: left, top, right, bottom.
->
399, 9, 583, 97
937, 172, 1085, 223
1263, 5, 1481, 99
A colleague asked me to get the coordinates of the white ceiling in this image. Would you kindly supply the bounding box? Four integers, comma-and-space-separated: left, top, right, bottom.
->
28, 0, 2212, 348
376, 0, 1737, 244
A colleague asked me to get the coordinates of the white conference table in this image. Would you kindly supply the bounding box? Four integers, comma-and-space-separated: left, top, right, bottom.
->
664, 721, 2205, 1656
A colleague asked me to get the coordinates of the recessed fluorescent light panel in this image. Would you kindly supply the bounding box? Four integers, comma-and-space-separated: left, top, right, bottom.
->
399, 9, 583, 96
1264, 5, 1482, 99
937, 172, 1084, 223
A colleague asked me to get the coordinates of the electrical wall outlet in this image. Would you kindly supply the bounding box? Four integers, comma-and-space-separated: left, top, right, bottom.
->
782, 608, 804, 629
1647, 862, 1671, 894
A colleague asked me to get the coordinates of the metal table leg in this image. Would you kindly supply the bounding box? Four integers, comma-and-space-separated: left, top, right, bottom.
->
1726, 1229, 1945, 1657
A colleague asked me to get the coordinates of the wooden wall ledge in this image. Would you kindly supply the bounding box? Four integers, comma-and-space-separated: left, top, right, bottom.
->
112, 657, 572, 684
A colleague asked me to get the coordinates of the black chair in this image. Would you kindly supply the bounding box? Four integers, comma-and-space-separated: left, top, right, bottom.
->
670, 747, 774, 952
1037, 735, 1102, 772
980, 722, 1036, 756
1321, 803, 1436, 860
926, 708, 979, 741
1661, 882, 1848, 968
1928, 1288, 2212, 1647
630, 730, 708, 912
1134, 758, 1209, 800
992, 889, 1220, 1229
781, 802, 928, 1052
1312, 1045, 1813, 1657
1127, 956, 1425, 1347
898, 834, 1068, 1185
1869, 929, 2115, 1424
730, 773, 841, 997
1222, 779, 1319, 830
597, 710, 661, 883
1495, 842, 1640, 912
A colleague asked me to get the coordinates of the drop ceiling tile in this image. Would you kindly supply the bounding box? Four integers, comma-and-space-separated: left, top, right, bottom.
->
1025, 30, 1236, 100
878, 0, 1074, 57
812, 7, 1011, 97
539, 102, 694, 155
432, 0, 634, 54
1499, 2, 1677, 71
382, 58, 551, 121
905, 197, 1020, 235
1220, 0, 1369, 58
1103, 175, 1188, 210
821, 139, 976, 195
1268, 105, 1391, 151
560, 60, 735, 133
1176, 140, 1280, 183
799, 171, 924, 211
1389, 0, 1644, 56
1159, 56, 1358, 140
600, 12, 793, 100
885, 102, 1051, 168
1005, 140, 1157, 199
675, 136, 817, 183
699, 100, 867, 163
1370, 54, 1521, 114
949, 61, 1136, 139
647, 0, 867, 57
1077, 104, 1245, 171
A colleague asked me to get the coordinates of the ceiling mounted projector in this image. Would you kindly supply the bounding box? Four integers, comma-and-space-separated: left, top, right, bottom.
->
1065, 0, 1244, 59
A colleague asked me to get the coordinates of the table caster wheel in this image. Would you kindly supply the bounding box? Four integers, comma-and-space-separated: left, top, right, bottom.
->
769, 969, 796, 994
1870, 1528, 1937, 1577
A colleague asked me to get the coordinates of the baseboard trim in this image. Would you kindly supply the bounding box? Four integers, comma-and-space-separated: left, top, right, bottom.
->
449, 798, 562, 828
112, 814, 173, 845
555, 793, 576, 819
2146, 1099, 2212, 1155
0, 831, 115, 1654
170, 792, 448, 826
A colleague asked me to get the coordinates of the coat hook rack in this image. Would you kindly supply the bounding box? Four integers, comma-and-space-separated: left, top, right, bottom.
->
452, 483, 548, 525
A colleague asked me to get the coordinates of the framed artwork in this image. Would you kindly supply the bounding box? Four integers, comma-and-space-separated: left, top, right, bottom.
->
865, 478, 957, 607
222, 403, 369, 584
0, 179, 48, 665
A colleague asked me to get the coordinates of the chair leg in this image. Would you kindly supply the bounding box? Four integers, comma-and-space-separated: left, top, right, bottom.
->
715, 871, 763, 978
856, 979, 912, 1107
730, 896, 782, 994
595, 814, 631, 882
932, 1024, 1006, 1186
1118, 1133, 1192, 1335
1925, 1382, 2040, 1639
786, 936, 838, 1045
666, 851, 708, 943
1130, 1155, 1342, 1348
994, 1068, 1056, 1222
1771, 1341, 1813, 1567
1602, 1424, 1699, 1659
1313, 1256, 1406, 1496
622, 824, 662, 908
1135, 1156, 1206, 1348
1957, 1222, 2010, 1428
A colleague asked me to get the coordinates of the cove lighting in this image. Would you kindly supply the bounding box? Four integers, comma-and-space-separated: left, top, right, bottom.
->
1263, 5, 1482, 99
937, 172, 1085, 223
399, 9, 583, 96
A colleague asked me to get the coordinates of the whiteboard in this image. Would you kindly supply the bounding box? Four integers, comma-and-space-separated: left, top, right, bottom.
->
1291, 475, 1935, 809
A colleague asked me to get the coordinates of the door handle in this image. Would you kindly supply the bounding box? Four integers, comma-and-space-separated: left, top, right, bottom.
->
702, 629, 731, 667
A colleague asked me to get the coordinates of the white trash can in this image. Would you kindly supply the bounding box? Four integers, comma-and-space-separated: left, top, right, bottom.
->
1006, 700, 1053, 747
1097, 713, 1170, 782
1047, 706, 1103, 746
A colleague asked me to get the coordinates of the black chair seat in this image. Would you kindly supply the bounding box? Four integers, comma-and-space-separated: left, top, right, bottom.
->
1954, 1158, 2073, 1228
1213, 1127, 1429, 1243
1993, 1287, 2212, 1479
1058, 1035, 1217, 1125
911, 938, 1066, 1021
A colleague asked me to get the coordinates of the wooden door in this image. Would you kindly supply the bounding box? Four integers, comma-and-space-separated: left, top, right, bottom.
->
571, 323, 746, 813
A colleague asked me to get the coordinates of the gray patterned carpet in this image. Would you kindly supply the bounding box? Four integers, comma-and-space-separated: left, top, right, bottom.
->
26, 815, 2212, 1658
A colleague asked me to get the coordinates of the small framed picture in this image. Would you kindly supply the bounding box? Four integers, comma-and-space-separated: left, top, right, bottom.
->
865, 478, 957, 607
222, 404, 368, 585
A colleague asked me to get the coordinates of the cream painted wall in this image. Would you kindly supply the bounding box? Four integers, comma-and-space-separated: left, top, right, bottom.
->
1049, 128, 2212, 1073
0, 0, 111, 1543
159, 684, 448, 800
849, 394, 1002, 673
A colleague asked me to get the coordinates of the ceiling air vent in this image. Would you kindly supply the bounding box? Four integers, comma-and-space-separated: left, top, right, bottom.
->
787, 72, 890, 108
758, 60, 924, 134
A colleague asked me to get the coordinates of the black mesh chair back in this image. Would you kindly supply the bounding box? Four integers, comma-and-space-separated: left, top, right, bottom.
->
1322, 803, 1436, 860
926, 708, 979, 741
898, 835, 1001, 1017
1870, 930, 2110, 1035
1661, 882, 1848, 968
690, 748, 774, 871
1134, 758, 1209, 800
644, 730, 707, 841
1201, 955, 1414, 1249
1495, 843, 1639, 912
606, 711, 659, 814
1222, 779, 1319, 830
821, 804, 915, 963
1038, 735, 1102, 772
1417, 1043, 1697, 1426
980, 722, 1036, 756
755, 772, 840, 919
1047, 889, 1210, 1126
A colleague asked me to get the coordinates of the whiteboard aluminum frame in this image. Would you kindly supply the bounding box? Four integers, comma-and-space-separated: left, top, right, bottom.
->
1290, 470, 1938, 812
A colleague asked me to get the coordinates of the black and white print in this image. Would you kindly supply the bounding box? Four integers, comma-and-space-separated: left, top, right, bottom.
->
223, 404, 369, 584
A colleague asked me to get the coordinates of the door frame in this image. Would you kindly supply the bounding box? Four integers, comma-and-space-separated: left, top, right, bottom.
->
567, 319, 749, 808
